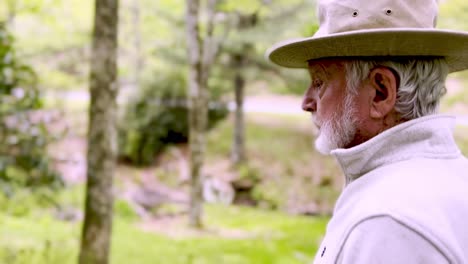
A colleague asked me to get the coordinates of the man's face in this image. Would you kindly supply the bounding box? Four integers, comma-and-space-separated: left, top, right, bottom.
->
302, 59, 362, 154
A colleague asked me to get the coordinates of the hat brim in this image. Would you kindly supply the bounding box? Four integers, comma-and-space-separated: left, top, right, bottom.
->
267, 28, 468, 72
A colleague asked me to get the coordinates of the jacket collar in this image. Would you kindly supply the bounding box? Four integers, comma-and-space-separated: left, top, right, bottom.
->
331, 115, 461, 185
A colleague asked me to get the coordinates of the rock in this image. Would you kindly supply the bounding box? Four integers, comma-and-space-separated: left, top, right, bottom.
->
203, 177, 235, 205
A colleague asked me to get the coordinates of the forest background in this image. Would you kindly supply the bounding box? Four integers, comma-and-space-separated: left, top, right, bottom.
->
0, 0, 467, 263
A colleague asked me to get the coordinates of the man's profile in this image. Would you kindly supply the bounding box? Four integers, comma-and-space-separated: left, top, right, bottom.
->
267, 0, 468, 263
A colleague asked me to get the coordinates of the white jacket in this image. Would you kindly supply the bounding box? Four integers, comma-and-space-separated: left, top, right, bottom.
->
313, 115, 468, 264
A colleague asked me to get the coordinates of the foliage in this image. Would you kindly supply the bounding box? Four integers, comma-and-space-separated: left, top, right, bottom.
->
1, 0, 93, 91
118, 71, 229, 166
3, 0, 318, 96
0, 204, 327, 264
217, 0, 317, 96
439, 0, 468, 31
0, 23, 62, 196
0, 188, 59, 217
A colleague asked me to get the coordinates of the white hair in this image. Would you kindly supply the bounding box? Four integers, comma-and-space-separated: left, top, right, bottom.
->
314, 90, 358, 154
344, 57, 449, 119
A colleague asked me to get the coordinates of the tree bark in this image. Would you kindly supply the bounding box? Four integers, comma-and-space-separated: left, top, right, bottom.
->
229, 12, 259, 166
79, 0, 119, 263
231, 53, 246, 165
185, 0, 219, 228
185, 0, 204, 228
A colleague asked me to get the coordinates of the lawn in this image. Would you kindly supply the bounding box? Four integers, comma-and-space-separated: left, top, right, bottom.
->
0, 109, 332, 264
0, 203, 327, 264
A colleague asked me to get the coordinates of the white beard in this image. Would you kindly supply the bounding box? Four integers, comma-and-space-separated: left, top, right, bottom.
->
313, 93, 358, 155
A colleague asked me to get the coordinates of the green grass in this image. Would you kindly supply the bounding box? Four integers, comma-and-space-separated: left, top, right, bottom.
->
0, 204, 327, 264
0, 214, 78, 264
0, 110, 332, 263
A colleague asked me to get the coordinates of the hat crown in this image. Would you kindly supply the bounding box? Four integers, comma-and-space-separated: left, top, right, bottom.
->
314, 0, 439, 37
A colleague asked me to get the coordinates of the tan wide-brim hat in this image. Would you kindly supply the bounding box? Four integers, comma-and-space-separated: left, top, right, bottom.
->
266, 0, 468, 73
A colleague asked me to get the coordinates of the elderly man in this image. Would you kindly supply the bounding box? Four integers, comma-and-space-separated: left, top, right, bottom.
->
267, 0, 468, 263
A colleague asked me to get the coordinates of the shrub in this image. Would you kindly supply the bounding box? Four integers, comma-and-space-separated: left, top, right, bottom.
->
118, 71, 228, 165
0, 23, 62, 198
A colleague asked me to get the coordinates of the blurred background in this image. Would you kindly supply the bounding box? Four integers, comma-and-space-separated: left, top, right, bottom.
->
0, 0, 467, 263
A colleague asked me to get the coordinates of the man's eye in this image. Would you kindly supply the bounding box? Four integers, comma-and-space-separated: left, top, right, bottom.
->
312, 80, 323, 89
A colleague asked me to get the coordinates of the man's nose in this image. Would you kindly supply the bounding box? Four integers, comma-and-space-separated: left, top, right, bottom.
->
302, 92, 317, 112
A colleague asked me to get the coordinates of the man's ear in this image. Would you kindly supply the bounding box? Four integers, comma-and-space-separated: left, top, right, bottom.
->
368, 67, 398, 119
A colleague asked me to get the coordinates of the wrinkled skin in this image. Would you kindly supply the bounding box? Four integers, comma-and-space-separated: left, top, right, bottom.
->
302, 59, 404, 154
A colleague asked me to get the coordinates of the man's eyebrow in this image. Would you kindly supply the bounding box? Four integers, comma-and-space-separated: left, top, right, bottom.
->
308, 64, 329, 79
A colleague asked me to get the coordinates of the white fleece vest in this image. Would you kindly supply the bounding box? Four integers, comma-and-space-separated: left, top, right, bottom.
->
313, 115, 468, 264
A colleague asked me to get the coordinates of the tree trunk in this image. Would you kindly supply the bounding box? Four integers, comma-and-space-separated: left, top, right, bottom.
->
185, 0, 219, 228
185, 0, 204, 228
230, 13, 258, 166
231, 54, 246, 165
79, 0, 119, 263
